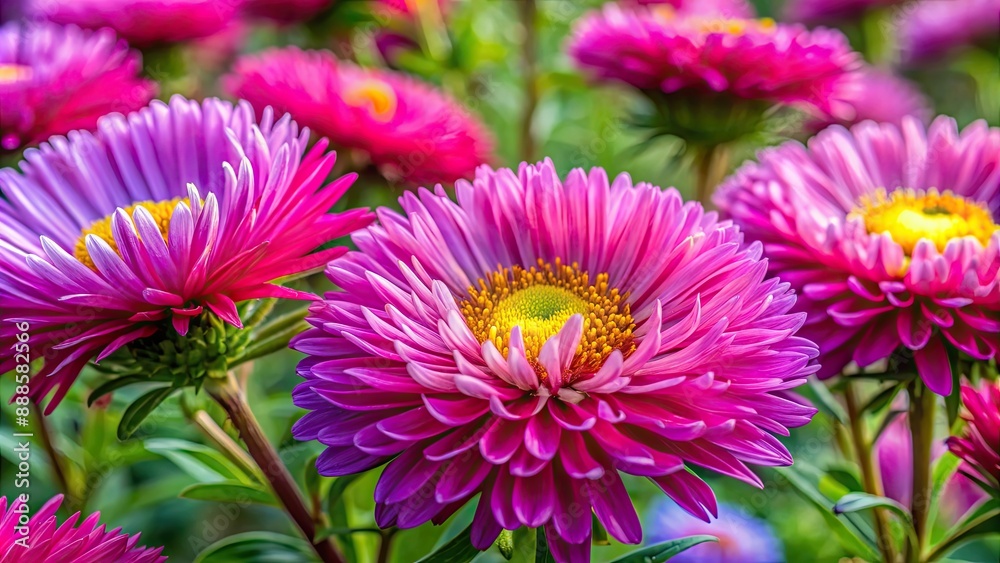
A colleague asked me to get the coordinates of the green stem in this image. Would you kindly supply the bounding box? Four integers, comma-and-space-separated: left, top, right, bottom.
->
232, 319, 311, 366
376, 528, 397, 563
844, 382, 898, 563
693, 144, 730, 207
208, 375, 343, 563
34, 406, 76, 510
518, 0, 539, 162
190, 409, 261, 481
906, 381, 936, 562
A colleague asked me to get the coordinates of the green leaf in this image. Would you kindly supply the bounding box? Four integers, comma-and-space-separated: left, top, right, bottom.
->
862, 383, 903, 414
415, 524, 481, 563
872, 410, 906, 442
194, 531, 318, 562
834, 492, 912, 523
180, 481, 278, 507
534, 528, 554, 563
117, 386, 176, 440
145, 438, 249, 483
807, 379, 848, 425
89, 374, 171, 406
927, 501, 1000, 562
326, 472, 362, 515
592, 513, 610, 546
775, 466, 880, 561
608, 535, 718, 563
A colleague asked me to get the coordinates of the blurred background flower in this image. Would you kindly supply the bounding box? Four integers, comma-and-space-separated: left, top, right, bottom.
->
646, 499, 784, 562
224, 46, 494, 186
0, 21, 156, 154
898, 0, 1000, 64
948, 380, 1000, 495
806, 66, 930, 131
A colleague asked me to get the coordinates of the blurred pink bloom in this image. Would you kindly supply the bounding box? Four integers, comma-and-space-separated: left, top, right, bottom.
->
569, 3, 860, 117
0, 21, 156, 152
224, 47, 494, 186
899, 0, 1000, 63
808, 67, 931, 132
244, 0, 332, 23
785, 0, 906, 23
30, 0, 242, 46
628, 0, 754, 18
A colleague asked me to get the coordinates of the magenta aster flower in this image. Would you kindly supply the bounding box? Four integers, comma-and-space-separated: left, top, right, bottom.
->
807, 67, 930, 132
0, 95, 372, 411
947, 380, 1000, 493
0, 21, 156, 153
29, 0, 241, 46
0, 494, 165, 562
568, 3, 859, 118
292, 159, 819, 562
224, 47, 493, 187
628, 0, 754, 19
646, 500, 783, 563
899, 0, 1000, 63
715, 117, 1000, 396
784, 0, 906, 24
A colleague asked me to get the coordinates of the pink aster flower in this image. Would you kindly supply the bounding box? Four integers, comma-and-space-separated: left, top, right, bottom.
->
0, 95, 373, 411
224, 47, 494, 187
874, 413, 986, 523
0, 494, 165, 562
785, 0, 906, 24
568, 3, 860, 118
292, 159, 819, 562
29, 0, 242, 46
374, 0, 450, 19
899, 0, 1000, 64
628, 0, 754, 19
947, 380, 1000, 494
715, 116, 1000, 396
807, 67, 931, 132
0, 21, 156, 153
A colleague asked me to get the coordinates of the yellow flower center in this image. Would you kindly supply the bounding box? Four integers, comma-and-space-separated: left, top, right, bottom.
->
459, 259, 636, 379
649, 6, 775, 35
74, 198, 187, 270
851, 189, 998, 254
344, 79, 397, 122
0, 64, 32, 85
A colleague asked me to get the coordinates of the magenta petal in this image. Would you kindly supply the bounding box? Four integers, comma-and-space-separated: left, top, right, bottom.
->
544, 521, 592, 563
914, 337, 953, 396
513, 464, 556, 527
586, 470, 642, 544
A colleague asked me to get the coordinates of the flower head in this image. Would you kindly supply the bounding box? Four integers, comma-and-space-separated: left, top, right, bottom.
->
293, 159, 818, 562
568, 3, 859, 117
30, 0, 241, 46
0, 21, 156, 152
715, 117, 1000, 396
807, 67, 930, 132
899, 0, 1000, 63
0, 95, 372, 411
947, 380, 1000, 493
0, 494, 165, 562
784, 0, 906, 24
628, 0, 754, 19
646, 499, 784, 563
224, 47, 493, 187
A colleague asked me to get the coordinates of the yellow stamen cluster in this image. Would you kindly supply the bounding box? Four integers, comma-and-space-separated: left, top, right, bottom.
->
74, 197, 187, 270
459, 258, 636, 379
851, 188, 998, 254
344, 79, 397, 122
649, 5, 775, 35
0, 64, 32, 85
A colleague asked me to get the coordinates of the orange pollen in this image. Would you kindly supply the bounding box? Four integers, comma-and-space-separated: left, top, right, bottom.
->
344, 79, 397, 122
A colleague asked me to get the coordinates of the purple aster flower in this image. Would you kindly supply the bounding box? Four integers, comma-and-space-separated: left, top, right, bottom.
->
568, 3, 860, 120
292, 159, 819, 562
807, 67, 931, 132
0, 95, 373, 412
899, 0, 1000, 63
0, 494, 165, 562
0, 21, 156, 153
785, 0, 907, 24
715, 116, 1000, 396
646, 499, 784, 563
29, 0, 242, 46
627, 0, 755, 19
